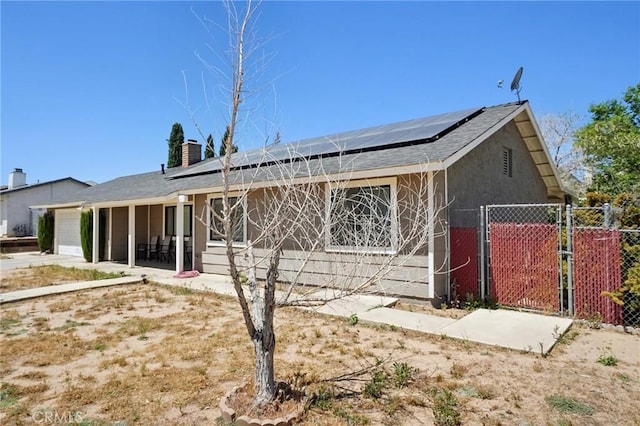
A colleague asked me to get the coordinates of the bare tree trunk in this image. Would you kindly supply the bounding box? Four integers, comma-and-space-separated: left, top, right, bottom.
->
252, 329, 276, 405
246, 243, 276, 405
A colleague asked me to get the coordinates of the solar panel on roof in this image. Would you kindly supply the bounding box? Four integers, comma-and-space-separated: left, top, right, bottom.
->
170, 106, 482, 179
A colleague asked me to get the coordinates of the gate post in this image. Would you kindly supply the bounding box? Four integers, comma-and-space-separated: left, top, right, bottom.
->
603, 203, 611, 228
566, 204, 574, 316
480, 206, 487, 300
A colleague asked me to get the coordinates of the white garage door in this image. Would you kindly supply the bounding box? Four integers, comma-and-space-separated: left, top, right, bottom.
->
55, 209, 83, 257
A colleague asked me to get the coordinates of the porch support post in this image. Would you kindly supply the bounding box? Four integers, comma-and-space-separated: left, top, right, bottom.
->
128, 205, 135, 268
92, 207, 99, 264
176, 195, 186, 273
427, 171, 435, 299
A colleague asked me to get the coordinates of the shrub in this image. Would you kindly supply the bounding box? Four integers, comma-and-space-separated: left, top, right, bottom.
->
431, 388, 461, 426
363, 370, 387, 399
597, 354, 618, 367
80, 210, 93, 262
37, 212, 54, 253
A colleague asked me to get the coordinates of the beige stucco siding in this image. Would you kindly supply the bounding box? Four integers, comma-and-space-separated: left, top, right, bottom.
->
447, 121, 549, 227
201, 172, 444, 300
135, 206, 148, 246
111, 207, 128, 261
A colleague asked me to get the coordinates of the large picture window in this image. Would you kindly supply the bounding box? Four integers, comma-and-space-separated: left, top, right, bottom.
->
165, 205, 192, 237
326, 179, 396, 252
209, 196, 245, 243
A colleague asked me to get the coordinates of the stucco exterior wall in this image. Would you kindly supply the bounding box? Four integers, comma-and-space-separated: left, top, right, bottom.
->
447, 121, 549, 227
200, 172, 447, 300
135, 206, 148, 247
111, 207, 128, 261
432, 170, 448, 303
149, 204, 163, 238
0, 180, 89, 237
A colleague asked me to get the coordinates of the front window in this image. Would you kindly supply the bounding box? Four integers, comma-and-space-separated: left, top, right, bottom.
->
327, 182, 395, 252
209, 196, 245, 243
165, 205, 192, 236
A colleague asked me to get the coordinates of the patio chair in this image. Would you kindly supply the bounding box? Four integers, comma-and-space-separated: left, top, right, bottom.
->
136, 242, 147, 260
158, 235, 174, 263
146, 235, 160, 261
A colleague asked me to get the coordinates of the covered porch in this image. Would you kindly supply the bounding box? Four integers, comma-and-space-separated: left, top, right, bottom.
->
87, 193, 206, 274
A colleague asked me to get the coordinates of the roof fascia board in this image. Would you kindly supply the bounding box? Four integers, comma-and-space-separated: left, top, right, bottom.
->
30, 201, 85, 210
520, 103, 568, 195
90, 196, 177, 209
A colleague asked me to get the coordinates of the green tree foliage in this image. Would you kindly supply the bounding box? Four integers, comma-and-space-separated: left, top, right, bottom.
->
204, 133, 215, 159
37, 211, 54, 253
167, 123, 185, 168
80, 210, 93, 262
575, 84, 640, 195
219, 126, 238, 157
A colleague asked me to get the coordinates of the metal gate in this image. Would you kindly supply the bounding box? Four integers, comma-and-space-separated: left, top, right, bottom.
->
484, 204, 563, 313
471, 203, 640, 326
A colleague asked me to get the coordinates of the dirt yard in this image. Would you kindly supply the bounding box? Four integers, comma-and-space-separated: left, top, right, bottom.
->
0, 267, 639, 425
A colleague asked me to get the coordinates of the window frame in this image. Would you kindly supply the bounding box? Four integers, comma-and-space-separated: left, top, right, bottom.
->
206, 192, 247, 247
163, 204, 193, 238
324, 177, 398, 254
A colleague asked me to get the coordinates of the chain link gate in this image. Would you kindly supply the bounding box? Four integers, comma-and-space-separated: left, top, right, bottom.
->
473, 203, 640, 326
483, 204, 564, 313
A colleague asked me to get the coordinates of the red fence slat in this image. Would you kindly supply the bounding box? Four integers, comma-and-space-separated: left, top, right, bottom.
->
489, 223, 559, 311
450, 227, 478, 300
573, 228, 622, 325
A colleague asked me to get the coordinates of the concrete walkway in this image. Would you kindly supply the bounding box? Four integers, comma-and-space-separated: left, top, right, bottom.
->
0, 252, 573, 354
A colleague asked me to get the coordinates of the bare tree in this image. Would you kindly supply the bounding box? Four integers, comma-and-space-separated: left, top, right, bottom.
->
538, 111, 588, 195
194, 0, 448, 408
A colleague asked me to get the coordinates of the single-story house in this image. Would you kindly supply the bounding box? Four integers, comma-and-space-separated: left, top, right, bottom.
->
37, 101, 565, 303
0, 169, 92, 243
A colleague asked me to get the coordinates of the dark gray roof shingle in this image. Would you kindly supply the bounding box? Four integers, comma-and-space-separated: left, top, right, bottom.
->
42, 102, 523, 207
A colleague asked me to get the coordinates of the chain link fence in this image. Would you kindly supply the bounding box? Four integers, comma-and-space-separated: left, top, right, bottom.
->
572, 205, 640, 327
447, 203, 639, 327
485, 204, 562, 313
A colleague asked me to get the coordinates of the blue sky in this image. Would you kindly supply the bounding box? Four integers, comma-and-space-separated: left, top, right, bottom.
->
2, 1, 638, 186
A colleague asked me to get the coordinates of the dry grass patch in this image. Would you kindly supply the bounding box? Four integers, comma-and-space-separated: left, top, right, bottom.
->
0, 265, 123, 292
0, 270, 638, 425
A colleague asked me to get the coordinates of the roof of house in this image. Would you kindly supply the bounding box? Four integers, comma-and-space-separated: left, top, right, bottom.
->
37, 101, 564, 208
0, 177, 92, 195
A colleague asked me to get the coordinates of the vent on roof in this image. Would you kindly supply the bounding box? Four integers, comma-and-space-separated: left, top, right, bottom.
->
502, 148, 512, 177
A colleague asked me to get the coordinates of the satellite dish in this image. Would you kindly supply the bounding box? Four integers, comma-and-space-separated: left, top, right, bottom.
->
510, 67, 523, 103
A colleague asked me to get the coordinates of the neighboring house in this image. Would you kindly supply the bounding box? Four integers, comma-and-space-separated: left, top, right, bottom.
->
37, 101, 565, 303
0, 169, 92, 245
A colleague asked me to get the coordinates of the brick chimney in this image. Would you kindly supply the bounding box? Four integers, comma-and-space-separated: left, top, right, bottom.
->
182, 140, 202, 167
